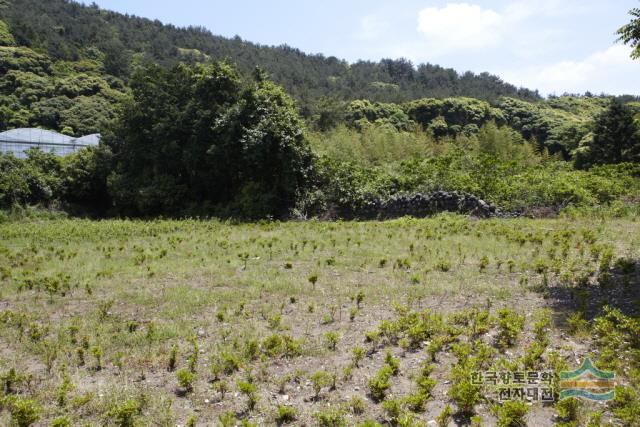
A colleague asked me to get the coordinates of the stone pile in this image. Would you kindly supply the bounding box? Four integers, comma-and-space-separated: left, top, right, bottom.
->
378, 191, 498, 219
324, 191, 507, 220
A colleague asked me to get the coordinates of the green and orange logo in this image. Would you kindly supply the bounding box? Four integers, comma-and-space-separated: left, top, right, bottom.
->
559, 358, 616, 401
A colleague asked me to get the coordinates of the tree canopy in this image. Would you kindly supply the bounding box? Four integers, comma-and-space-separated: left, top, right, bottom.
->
106, 63, 314, 218
618, 7, 640, 59
3, 0, 541, 109
574, 99, 640, 169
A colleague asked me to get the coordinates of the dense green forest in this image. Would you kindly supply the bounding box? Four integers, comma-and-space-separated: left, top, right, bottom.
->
1, 0, 640, 219
1, 0, 543, 110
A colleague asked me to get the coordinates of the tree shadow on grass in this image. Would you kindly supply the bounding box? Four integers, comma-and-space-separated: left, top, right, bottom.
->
545, 259, 639, 325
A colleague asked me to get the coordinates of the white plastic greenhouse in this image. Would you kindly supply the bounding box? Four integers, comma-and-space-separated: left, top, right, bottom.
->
0, 128, 101, 158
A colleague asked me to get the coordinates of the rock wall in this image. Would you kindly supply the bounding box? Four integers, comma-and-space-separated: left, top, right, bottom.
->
379, 192, 499, 219
323, 191, 504, 220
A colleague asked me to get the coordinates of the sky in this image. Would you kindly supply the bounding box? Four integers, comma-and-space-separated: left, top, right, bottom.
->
91, 0, 640, 96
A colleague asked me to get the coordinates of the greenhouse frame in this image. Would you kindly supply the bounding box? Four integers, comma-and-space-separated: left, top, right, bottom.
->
0, 128, 101, 158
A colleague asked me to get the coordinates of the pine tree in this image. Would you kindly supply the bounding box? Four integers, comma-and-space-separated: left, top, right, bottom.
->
577, 99, 640, 168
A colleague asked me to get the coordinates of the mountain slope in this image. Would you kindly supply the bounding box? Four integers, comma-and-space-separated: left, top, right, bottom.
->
3, 0, 541, 108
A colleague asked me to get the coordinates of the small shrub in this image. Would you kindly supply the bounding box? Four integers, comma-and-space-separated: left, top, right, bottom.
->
176, 369, 195, 393
384, 350, 400, 375
262, 334, 285, 358
365, 330, 380, 344
494, 400, 529, 427
218, 411, 236, 427
212, 380, 230, 400
268, 314, 282, 330
404, 392, 429, 412
399, 337, 411, 355
275, 405, 297, 425
90, 345, 103, 370
261, 334, 303, 359
496, 309, 525, 349
220, 351, 242, 374
311, 371, 334, 399
611, 386, 640, 426
427, 337, 444, 362
1, 368, 28, 395
382, 398, 402, 422
522, 342, 546, 370
448, 379, 482, 414
324, 331, 340, 351
187, 338, 199, 372
56, 372, 74, 407
470, 415, 483, 427
479, 255, 489, 271
342, 364, 353, 380
168, 344, 178, 372
352, 346, 365, 367
7, 398, 41, 427
107, 399, 141, 427
470, 309, 493, 337
533, 309, 551, 343
556, 397, 580, 424
51, 417, 72, 427
435, 260, 451, 272
349, 395, 366, 415
614, 257, 636, 275
368, 365, 393, 402
532, 258, 548, 274
314, 408, 346, 427
237, 380, 258, 411
97, 299, 114, 320
238, 252, 250, 270
76, 347, 85, 366
436, 404, 453, 427
416, 362, 437, 395
126, 320, 139, 333
566, 312, 589, 336
281, 335, 303, 358
322, 314, 334, 324
308, 273, 319, 290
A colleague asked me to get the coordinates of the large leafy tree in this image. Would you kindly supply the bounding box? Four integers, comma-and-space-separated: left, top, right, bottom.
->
405, 97, 505, 138
62, 145, 113, 212
220, 72, 315, 218
107, 62, 314, 218
0, 149, 63, 209
618, 6, 640, 59
575, 99, 640, 168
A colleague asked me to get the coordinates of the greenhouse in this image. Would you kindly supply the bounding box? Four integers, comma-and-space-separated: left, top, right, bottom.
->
0, 128, 101, 158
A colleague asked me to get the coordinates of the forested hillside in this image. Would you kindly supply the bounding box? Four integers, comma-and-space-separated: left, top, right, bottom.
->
1, 0, 637, 140
2, 0, 542, 108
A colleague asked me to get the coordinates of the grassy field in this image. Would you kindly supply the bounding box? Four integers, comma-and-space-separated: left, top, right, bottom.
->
0, 215, 639, 426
